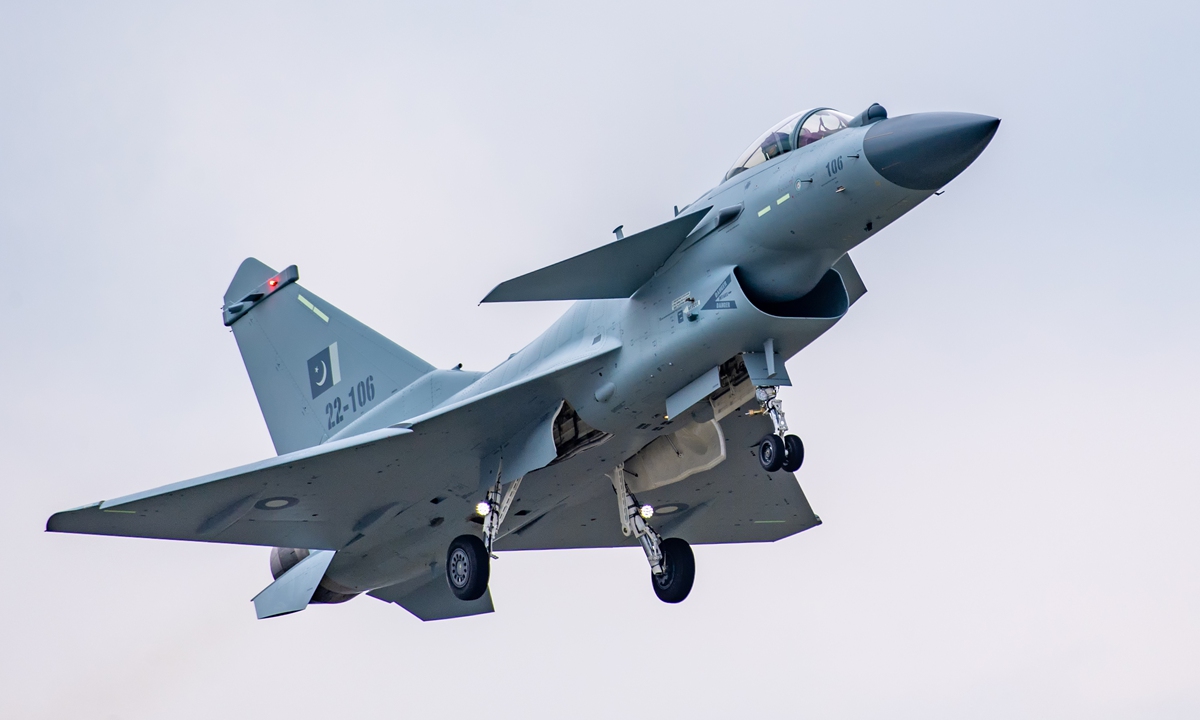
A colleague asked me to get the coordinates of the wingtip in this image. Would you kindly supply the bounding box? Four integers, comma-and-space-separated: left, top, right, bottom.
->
479, 277, 515, 304
46, 501, 102, 532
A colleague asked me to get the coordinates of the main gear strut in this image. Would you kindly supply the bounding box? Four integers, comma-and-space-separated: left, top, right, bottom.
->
608, 462, 697, 603
609, 463, 663, 574
446, 464, 520, 603
481, 468, 521, 558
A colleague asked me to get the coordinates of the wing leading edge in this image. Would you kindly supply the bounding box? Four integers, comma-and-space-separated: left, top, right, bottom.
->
46, 427, 413, 550
480, 206, 712, 303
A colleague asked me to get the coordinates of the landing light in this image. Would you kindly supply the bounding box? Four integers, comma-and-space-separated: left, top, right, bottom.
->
475, 501, 491, 517
639, 505, 654, 520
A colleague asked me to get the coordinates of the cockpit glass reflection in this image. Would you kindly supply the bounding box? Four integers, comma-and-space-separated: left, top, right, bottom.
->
723, 112, 803, 182
798, 110, 852, 148
723, 108, 855, 182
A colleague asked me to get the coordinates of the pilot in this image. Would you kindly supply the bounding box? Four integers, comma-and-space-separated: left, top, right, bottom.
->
759, 131, 791, 161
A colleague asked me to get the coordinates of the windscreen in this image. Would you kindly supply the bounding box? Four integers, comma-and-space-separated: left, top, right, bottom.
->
723, 108, 854, 182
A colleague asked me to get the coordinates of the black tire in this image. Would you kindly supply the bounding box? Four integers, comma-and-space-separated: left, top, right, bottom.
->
652, 537, 696, 604
782, 434, 805, 472
758, 434, 785, 472
446, 535, 489, 601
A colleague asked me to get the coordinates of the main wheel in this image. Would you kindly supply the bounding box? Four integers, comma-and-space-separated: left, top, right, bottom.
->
782, 434, 805, 472
652, 537, 696, 604
446, 535, 489, 601
758, 434, 785, 472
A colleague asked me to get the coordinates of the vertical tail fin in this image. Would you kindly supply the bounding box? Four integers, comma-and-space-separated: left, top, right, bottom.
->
223, 258, 434, 455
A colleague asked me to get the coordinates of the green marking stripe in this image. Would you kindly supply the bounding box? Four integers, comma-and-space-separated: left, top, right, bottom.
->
297, 294, 330, 322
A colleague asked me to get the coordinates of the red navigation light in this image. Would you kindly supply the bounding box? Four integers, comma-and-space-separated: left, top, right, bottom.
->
268, 278, 278, 287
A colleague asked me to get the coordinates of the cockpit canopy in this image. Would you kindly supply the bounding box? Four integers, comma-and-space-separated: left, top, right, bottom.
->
724, 108, 854, 182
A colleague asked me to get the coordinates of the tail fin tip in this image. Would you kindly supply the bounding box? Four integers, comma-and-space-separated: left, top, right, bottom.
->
223, 258, 299, 327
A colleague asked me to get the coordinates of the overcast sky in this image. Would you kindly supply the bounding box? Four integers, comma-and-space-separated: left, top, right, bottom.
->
2, 2, 1197, 718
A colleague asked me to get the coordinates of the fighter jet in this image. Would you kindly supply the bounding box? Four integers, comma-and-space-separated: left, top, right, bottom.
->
48, 104, 999, 621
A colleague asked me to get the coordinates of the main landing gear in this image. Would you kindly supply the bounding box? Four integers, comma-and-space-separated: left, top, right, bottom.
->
446, 534, 489, 601
610, 463, 696, 603
753, 386, 804, 473
447, 471, 522, 602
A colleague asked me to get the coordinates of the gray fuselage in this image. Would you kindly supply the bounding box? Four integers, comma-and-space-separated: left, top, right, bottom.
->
320, 109, 999, 592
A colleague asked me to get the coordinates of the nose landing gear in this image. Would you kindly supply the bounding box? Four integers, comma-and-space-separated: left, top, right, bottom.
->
753, 386, 804, 473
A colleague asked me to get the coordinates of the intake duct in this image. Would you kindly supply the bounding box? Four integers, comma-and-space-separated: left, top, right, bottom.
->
734, 266, 849, 319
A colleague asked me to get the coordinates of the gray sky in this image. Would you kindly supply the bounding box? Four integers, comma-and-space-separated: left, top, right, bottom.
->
2, 1, 1197, 718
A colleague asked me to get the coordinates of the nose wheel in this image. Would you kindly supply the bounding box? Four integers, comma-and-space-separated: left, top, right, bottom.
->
783, 434, 804, 471
754, 386, 804, 473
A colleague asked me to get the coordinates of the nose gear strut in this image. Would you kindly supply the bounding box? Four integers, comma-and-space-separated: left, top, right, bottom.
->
751, 386, 805, 473
753, 386, 788, 435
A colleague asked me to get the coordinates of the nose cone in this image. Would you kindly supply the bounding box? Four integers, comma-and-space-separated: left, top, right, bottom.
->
864, 113, 1000, 191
